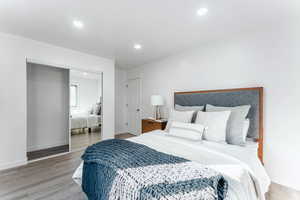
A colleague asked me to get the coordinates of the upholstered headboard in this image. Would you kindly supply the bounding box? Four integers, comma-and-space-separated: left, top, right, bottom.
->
174, 87, 264, 163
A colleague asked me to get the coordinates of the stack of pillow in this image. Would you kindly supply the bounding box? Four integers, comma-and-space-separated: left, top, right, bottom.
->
90, 102, 102, 115
166, 104, 251, 146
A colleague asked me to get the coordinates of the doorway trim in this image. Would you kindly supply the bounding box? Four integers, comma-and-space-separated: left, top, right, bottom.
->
126, 77, 142, 135
25, 57, 104, 163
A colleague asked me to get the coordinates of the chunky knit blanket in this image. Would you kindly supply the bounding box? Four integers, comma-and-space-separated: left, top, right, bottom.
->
81, 139, 228, 200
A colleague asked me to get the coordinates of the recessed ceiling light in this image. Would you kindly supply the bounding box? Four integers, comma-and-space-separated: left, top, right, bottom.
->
134, 44, 142, 50
73, 20, 84, 29
197, 8, 208, 16
83, 72, 88, 76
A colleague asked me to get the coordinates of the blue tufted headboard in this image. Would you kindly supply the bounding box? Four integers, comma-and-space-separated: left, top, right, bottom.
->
174, 87, 264, 163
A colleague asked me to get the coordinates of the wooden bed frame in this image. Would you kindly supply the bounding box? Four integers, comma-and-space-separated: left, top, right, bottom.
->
174, 87, 264, 163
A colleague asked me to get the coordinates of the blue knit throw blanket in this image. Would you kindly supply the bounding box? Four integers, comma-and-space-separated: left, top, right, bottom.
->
81, 139, 228, 200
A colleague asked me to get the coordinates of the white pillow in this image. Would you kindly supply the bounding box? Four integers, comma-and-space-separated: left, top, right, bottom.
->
206, 104, 251, 145
195, 110, 231, 143
242, 119, 250, 143
175, 104, 204, 111
175, 104, 204, 123
165, 110, 194, 132
168, 121, 206, 141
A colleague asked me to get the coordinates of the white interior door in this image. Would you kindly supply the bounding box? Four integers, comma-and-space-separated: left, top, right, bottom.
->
127, 78, 141, 135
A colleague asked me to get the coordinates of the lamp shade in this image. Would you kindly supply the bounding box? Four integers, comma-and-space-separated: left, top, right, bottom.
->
151, 95, 164, 106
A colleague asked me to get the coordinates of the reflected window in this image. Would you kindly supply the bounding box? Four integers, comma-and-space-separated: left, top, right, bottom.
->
70, 84, 79, 108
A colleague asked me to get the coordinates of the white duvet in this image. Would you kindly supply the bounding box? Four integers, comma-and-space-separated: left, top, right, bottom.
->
73, 130, 270, 200
71, 114, 101, 129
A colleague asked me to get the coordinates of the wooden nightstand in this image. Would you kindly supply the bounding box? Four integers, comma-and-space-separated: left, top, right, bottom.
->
142, 119, 167, 133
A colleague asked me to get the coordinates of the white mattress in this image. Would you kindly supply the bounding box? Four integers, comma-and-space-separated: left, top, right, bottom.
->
73, 130, 270, 200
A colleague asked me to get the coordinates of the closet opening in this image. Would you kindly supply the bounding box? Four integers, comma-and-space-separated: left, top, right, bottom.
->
26, 62, 70, 161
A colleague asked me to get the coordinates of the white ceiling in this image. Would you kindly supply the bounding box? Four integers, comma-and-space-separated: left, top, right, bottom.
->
0, 0, 299, 68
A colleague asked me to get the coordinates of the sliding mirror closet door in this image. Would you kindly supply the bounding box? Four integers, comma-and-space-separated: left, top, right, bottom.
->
70, 70, 102, 151
27, 62, 70, 161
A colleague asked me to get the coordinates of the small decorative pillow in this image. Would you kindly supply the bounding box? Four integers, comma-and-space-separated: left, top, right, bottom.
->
206, 104, 251, 146
175, 104, 204, 123
165, 110, 194, 132
195, 110, 231, 143
168, 121, 206, 141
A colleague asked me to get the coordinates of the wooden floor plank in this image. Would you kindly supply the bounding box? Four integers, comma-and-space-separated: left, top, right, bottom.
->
71, 129, 101, 151
0, 150, 86, 200
115, 133, 136, 139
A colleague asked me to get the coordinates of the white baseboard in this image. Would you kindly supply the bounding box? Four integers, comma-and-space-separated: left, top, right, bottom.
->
115, 127, 128, 135
0, 158, 28, 171
272, 180, 300, 193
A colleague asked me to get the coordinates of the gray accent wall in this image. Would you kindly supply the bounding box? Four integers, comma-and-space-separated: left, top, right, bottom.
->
27, 63, 69, 152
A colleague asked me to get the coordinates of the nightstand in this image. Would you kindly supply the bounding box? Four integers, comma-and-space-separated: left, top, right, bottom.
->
142, 119, 167, 133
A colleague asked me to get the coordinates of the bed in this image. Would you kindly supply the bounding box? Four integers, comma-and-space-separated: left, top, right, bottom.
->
73, 87, 270, 200
71, 113, 101, 133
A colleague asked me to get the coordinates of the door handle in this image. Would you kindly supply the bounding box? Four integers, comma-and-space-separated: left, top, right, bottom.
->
136, 109, 140, 112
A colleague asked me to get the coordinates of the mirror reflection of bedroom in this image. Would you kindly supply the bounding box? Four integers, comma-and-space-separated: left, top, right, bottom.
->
70, 70, 103, 152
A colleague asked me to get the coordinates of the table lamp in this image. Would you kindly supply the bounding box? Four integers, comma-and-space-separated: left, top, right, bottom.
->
151, 95, 164, 120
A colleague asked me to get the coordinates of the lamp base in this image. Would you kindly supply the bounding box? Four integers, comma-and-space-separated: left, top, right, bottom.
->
154, 106, 161, 120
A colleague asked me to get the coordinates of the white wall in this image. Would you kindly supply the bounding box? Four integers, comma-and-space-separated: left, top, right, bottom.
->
115, 68, 128, 134
27, 63, 69, 152
0, 32, 115, 170
127, 25, 300, 190
70, 75, 101, 114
